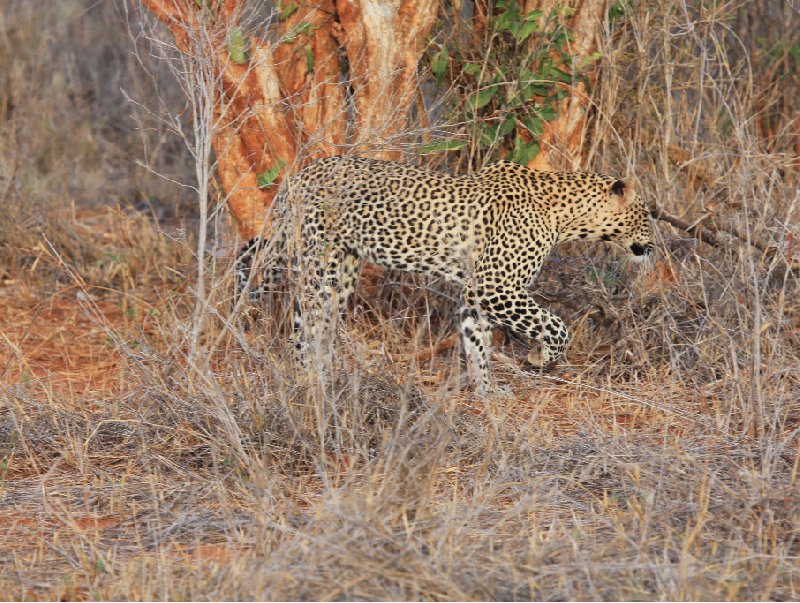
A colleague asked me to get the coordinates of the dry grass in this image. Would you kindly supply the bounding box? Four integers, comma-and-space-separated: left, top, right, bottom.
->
2, 1, 799, 601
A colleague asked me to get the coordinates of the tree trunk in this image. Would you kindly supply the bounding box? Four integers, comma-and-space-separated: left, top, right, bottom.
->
142, 0, 437, 238
336, 0, 439, 159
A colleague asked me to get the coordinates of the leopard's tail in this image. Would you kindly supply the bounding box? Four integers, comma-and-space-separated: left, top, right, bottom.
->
234, 235, 265, 304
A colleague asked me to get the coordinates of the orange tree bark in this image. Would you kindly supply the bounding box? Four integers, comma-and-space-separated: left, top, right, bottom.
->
336, 0, 438, 159
142, 0, 438, 238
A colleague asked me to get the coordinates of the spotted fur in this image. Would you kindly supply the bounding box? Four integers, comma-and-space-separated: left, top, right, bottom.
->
235, 156, 654, 392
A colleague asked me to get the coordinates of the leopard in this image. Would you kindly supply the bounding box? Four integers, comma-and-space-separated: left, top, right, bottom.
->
235, 155, 654, 393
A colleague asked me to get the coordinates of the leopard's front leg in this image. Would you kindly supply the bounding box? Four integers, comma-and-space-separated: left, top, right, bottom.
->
470, 225, 568, 373
467, 285, 568, 369
525, 310, 568, 368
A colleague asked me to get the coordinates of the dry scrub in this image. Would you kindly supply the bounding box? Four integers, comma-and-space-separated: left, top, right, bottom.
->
1, 1, 799, 600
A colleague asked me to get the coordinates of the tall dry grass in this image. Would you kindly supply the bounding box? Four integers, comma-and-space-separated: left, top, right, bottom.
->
1, 1, 799, 600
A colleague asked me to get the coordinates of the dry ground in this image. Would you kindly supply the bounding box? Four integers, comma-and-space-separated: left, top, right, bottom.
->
1, 201, 798, 600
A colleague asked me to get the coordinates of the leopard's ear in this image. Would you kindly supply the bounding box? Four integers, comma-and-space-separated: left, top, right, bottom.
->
610, 179, 636, 210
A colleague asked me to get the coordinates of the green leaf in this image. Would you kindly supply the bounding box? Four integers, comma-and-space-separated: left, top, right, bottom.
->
467, 85, 498, 111
464, 63, 482, 77
419, 139, 466, 153
586, 266, 622, 289
551, 28, 571, 47
510, 136, 540, 165
431, 46, 449, 85
609, 1, 628, 23
283, 20, 315, 44
539, 54, 554, 75
522, 83, 550, 99
538, 104, 558, 121
496, 0, 523, 35
304, 46, 315, 72
506, 93, 524, 110
499, 116, 516, 137
278, 1, 299, 20
549, 66, 573, 83
515, 20, 538, 43
297, 21, 315, 36
580, 51, 602, 69
257, 161, 285, 188
522, 114, 543, 137
524, 9, 543, 22
227, 28, 248, 65
478, 122, 500, 147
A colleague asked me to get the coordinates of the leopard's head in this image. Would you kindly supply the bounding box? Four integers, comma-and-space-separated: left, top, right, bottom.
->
597, 179, 655, 260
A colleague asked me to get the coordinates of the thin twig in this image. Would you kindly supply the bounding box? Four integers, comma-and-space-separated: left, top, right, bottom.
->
650, 206, 795, 268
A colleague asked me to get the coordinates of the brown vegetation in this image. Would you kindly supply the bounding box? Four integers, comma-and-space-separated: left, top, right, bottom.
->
1, 1, 799, 600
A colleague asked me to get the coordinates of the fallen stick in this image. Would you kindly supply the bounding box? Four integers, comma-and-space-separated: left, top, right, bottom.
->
650, 206, 778, 253
650, 206, 798, 271
649, 207, 720, 247
414, 333, 458, 363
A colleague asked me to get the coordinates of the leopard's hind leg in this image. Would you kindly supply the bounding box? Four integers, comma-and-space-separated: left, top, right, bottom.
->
459, 303, 493, 394
293, 239, 360, 363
